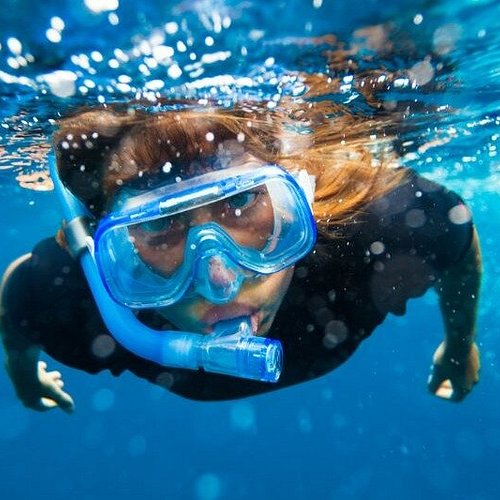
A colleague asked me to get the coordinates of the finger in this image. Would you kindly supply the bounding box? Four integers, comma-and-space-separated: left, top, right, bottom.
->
433, 379, 471, 402
36, 391, 75, 413
39, 361, 47, 370
38, 397, 59, 410
53, 389, 75, 413
47, 370, 62, 379
43, 379, 76, 413
435, 380, 453, 400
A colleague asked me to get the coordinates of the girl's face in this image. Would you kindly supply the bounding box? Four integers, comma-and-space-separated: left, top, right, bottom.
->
130, 178, 295, 336
109, 147, 295, 336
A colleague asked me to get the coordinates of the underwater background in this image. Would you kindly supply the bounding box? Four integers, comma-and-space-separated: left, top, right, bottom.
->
1, 0, 499, 498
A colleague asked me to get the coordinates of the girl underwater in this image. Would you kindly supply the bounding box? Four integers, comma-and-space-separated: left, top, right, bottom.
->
0, 99, 481, 411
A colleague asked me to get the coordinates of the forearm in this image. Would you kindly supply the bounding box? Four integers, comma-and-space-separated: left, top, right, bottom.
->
434, 227, 482, 357
1, 254, 41, 394
1, 254, 75, 412
2, 327, 41, 389
2, 326, 75, 412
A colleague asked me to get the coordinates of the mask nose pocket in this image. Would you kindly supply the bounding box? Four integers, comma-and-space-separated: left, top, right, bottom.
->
194, 251, 245, 303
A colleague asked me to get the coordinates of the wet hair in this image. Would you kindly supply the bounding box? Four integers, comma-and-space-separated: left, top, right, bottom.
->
53, 99, 408, 233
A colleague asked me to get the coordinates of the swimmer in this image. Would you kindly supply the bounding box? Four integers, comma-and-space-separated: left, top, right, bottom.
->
0, 102, 481, 412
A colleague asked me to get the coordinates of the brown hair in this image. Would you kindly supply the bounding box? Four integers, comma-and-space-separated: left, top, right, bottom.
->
53, 100, 407, 234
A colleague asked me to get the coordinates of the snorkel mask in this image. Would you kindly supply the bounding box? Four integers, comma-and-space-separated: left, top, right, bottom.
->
49, 153, 316, 383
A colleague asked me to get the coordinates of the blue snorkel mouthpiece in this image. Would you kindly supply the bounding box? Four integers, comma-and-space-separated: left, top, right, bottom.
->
204, 317, 282, 382
49, 154, 283, 383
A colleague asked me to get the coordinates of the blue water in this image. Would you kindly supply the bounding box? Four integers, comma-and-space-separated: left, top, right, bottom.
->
1, 1, 500, 499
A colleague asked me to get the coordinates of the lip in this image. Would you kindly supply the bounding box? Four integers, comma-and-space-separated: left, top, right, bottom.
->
202, 304, 260, 334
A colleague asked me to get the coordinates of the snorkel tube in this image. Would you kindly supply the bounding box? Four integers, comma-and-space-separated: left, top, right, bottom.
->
49, 154, 283, 383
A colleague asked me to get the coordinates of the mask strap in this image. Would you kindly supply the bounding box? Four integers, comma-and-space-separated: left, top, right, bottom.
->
293, 169, 316, 207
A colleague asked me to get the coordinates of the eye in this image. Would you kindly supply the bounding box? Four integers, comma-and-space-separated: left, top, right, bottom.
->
226, 191, 258, 211
131, 215, 187, 247
137, 217, 173, 234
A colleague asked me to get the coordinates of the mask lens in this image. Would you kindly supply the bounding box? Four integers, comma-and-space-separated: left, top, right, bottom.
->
129, 214, 187, 277
94, 166, 316, 308
127, 184, 275, 278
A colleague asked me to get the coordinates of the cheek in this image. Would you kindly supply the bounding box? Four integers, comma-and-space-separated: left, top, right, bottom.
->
158, 301, 199, 330
131, 238, 185, 276
257, 267, 294, 305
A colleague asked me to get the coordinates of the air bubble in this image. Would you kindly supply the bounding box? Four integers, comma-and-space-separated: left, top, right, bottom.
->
46, 29, 62, 43
405, 209, 427, 228
448, 204, 471, 225
91, 334, 116, 358
229, 401, 256, 431
7, 37, 22, 55
194, 474, 221, 500
370, 241, 385, 255
92, 388, 115, 412
165, 22, 179, 35
167, 64, 182, 79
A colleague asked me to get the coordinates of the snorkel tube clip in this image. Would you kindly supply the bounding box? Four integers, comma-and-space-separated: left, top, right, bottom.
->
62, 216, 93, 259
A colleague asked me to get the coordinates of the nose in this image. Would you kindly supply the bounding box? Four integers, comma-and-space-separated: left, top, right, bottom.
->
194, 251, 244, 304
208, 255, 236, 288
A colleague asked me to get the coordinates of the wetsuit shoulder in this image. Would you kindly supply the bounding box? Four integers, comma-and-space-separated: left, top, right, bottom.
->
3, 238, 132, 375
364, 168, 474, 270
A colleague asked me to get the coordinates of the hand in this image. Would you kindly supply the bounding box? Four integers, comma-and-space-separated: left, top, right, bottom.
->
13, 361, 75, 413
427, 341, 480, 402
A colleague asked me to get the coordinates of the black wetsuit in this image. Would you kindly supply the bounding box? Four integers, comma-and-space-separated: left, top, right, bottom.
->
2, 170, 473, 400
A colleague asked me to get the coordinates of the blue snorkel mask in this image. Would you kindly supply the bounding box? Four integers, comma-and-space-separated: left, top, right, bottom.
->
49, 153, 316, 383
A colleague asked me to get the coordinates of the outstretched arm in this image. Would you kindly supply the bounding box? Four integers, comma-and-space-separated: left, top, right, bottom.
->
1, 254, 75, 413
429, 227, 482, 402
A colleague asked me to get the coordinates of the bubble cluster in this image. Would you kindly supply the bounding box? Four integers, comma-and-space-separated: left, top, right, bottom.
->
39, 70, 77, 98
